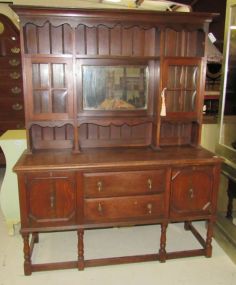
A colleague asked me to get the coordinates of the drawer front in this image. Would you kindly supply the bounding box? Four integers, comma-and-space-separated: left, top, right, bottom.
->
0, 120, 25, 133
0, 56, 21, 68
0, 99, 24, 118
84, 169, 167, 198
170, 166, 213, 218
84, 194, 165, 222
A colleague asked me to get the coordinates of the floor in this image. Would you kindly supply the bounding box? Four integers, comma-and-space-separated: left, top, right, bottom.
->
0, 168, 236, 285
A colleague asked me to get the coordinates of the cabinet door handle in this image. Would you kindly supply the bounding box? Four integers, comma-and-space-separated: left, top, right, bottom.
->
50, 195, 55, 209
147, 178, 152, 190
189, 188, 194, 199
12, 103, 23, 111
147, 203, 152, 214
97, 181, 102, 192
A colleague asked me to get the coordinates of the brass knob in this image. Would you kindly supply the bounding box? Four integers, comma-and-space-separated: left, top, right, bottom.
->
97, 181, 102, 192
10, 72, 21, 80
147, 203, 152, 214
147, 178, 152, 190
9, 59, 20, 66
12, 103, 23, 111
11, 86, 21, 95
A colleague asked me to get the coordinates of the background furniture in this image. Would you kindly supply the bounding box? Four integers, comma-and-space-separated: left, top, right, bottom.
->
13, 5, 222, 275
0, 13, 24, 165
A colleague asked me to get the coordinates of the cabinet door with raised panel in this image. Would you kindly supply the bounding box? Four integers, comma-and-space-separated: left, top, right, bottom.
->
170, 166, 214, 219
24, 171, 77, 227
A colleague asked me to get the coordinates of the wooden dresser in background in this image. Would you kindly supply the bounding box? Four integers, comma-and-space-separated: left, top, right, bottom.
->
0, 13, 24, 165
12, 5, 222, 275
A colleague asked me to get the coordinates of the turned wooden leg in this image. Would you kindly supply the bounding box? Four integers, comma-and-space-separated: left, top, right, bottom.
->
205, 220, 213, 258
159, 223, 168, 263
78, 229, 84, 270
22, 233, 32, 276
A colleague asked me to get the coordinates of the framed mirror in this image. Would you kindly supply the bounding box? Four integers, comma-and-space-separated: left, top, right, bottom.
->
217, 0, 236, 168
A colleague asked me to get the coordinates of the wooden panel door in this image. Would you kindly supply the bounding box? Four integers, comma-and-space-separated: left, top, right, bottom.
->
170, 166, 214, 218
25, 171, 77, 227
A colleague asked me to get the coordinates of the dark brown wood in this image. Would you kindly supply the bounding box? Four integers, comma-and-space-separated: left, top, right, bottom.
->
11, 5, 222, 275
0, 13, 25, 164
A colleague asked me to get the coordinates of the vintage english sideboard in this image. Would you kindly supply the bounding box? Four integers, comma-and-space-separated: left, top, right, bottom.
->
12, 5, 222, 275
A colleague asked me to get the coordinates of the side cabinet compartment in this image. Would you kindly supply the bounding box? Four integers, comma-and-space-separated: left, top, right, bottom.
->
20, 171, 78, 228
170, 166, 214, 219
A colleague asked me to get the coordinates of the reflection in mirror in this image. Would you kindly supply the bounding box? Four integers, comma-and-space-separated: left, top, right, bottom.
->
219, 5, 236, 153
82, 65, 148, 111
0, 22, 4, 34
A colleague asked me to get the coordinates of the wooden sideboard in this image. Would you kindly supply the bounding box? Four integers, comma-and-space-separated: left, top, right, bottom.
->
11, 5, 222, 275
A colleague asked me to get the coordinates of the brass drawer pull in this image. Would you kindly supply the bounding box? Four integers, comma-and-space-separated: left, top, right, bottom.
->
11, 86, 21, 94
11, 47, 20, 54
147, 178, 152, 190
98, 203, 103, 213
9, 59, 20, 66
147, 203, 152, 214
97, 181, 102, 192
10, 72, 21, 80
12, 103, 23, 111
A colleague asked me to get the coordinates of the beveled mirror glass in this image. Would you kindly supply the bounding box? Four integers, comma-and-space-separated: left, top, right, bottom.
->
218, 2, 236, 167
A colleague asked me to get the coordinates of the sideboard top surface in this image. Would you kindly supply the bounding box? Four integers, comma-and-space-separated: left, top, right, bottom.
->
13, 146, 222, 172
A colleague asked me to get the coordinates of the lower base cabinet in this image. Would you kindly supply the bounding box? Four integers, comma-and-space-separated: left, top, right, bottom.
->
14, 147, 222, 275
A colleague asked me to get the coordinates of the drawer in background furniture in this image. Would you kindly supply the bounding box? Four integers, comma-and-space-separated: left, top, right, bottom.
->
0, 70, 22, 85
0, 85, 23, 97
84, 194, 165, 222
84, 169, 167, 198
0, 99, 24, 117
0, 56, 21, 68
0, 120, 25, 132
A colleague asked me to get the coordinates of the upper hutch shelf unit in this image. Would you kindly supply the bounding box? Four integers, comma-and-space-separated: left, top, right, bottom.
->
15, 5, 214, 152
12, 5, 222, 275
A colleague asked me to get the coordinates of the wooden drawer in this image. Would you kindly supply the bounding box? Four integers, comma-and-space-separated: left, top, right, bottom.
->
85, 194, 165, 222
0, 84, 23, 98
0, 120, 25, 133
84, 170, 167, 198
0, 99, 24, 118
0, 70, 22, 86
0, 56, 21, 68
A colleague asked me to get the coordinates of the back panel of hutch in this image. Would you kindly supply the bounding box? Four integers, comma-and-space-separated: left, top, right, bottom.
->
12, 5, 222, 275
